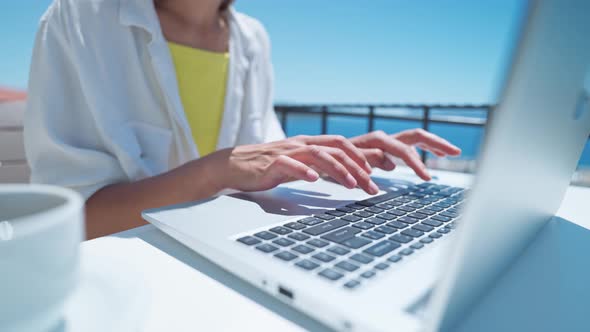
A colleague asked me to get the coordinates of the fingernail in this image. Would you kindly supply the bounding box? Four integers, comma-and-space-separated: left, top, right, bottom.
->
369, 181, 379, 195
306, 169, 319, 181
345, 173, 357, 188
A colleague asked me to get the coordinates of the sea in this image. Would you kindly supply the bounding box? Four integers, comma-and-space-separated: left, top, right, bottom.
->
281, 108, 590, 168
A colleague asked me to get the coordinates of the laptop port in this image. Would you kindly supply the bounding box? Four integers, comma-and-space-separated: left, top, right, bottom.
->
278, 286, 294, 300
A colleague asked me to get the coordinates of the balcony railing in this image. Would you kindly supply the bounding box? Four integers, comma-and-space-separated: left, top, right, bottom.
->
274, 103, 493, 163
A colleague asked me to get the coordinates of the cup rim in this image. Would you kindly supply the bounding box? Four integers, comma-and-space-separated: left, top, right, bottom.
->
0, 184, 84, 237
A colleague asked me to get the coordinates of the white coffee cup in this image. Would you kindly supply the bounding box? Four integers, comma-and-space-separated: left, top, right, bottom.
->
0, 184, 84, 332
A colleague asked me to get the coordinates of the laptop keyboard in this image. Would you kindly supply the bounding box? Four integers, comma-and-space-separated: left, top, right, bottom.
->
234, 182, 465, 290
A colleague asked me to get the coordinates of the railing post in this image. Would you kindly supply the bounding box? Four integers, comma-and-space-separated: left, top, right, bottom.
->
421, 106, 430, 162
279, 106, 288, 132
368, 106, 375, 132
321, 106, 328, 135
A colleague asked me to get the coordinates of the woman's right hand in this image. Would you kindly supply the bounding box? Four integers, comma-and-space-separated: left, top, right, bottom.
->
208, 135, 380, 195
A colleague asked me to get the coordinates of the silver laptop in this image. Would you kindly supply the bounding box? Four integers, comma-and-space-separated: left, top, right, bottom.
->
143, 1, 590, 331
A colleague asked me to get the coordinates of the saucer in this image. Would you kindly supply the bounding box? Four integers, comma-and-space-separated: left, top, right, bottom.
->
57, 246, 149, 332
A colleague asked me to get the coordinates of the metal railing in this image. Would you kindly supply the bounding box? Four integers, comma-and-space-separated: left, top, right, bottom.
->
274, 103, 494, 162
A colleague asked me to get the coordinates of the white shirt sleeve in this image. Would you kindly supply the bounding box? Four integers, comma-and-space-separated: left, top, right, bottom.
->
24, 5, 128, 200
257, 22, 287, 143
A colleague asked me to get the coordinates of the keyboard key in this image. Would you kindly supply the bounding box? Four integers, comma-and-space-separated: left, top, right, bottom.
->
412, 224, 434, 232
387, 221, 408, 229
375, 226, 396, 234
387, 254, 402, 263
388, 209, 407, 216
362, 230, 385, 240
376, 203, 394, 209
288, 232, 310, 241
352, 222, 373, 230
366, 217, 386, 225
400, 248, 414, 256
296, 259, 320, 271
397, 206, 415, 212
431, 215, 452, 222
408, 212, 428, 220
237, 236, 261, 246
357, 189, 407, 206
429, 232, 442, 239
365, 206, 385, 214
375, 263, 390, 270
319, 268, 344, 281
344, 280, 361, 289
346, 203, 366, 210
424, 206, 444, 212
312, 252, 336, 262
327, 246, 351, 256
411, 242, 424, 250
270, 226, 292, 235
363, 240, 401, 257
326, 210, 346, 217
335, 260, 360, 272
402, 229, 424, 238
292, 244, 315, 254
353, 211, 373, 218
284, 222, 306, 230
417, 209, 436, 216
254, 231, 277, 240
437, 228, 450, 234
398, 216, 419, 224
361, 271, 376, 279
440, 211, 458, 218
272, 238, 295, 247
422, 219, 443, 227
341, 237, 372, 249
350, 253, 374, 264
315, 213, 336, 221
407, 203, 424, 209
307, 239, 330, 248
256, 243, 278, 253
342, 215, 362, 223
389, 234, 412, 244
274, 251, 298, 261
376, 213, 396, 221
303, 219, 348, 236
336, 207, 355, 213
420, 237, 434, 244
321, 227, 361, 243
298, 217, 323, 226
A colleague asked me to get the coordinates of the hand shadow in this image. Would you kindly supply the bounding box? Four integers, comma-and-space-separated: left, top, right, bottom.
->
230, 186, 352, 216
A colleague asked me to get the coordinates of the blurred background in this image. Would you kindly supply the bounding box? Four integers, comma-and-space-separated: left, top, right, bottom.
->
1, 0, 588, 185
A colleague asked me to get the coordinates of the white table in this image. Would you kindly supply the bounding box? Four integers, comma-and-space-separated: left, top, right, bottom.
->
84, 168, 590, 332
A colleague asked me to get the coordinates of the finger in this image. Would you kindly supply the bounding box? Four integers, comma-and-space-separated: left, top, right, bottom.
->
322, 146, 379, 194
301, 135, 372, 174
393, 129, 461, 156
368, 132, 432, 181
361, 148, 396, 171
268, 155, 319, 185
292, 145, 358, 190
416, 143, 447, 157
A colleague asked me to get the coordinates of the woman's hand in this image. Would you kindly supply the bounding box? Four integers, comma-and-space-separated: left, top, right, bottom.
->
210, 135, 380, 194
349, 129, 461, 181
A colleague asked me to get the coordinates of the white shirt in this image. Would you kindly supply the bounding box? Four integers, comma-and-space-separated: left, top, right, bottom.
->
24, 0, 285, 200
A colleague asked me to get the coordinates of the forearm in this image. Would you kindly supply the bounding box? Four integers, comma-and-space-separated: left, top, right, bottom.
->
85, 151, 227, 239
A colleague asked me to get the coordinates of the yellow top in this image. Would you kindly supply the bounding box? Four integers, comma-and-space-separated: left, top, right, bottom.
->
168, 42, 229, 156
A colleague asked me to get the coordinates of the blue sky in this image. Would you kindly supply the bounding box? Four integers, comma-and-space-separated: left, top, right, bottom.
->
1, 0, 525, 104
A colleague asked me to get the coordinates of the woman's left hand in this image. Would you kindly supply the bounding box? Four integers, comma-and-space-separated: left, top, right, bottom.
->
349, 129, 461, 181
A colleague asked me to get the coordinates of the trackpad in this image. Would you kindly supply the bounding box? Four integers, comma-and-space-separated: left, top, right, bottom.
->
406, 287, 434, 319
